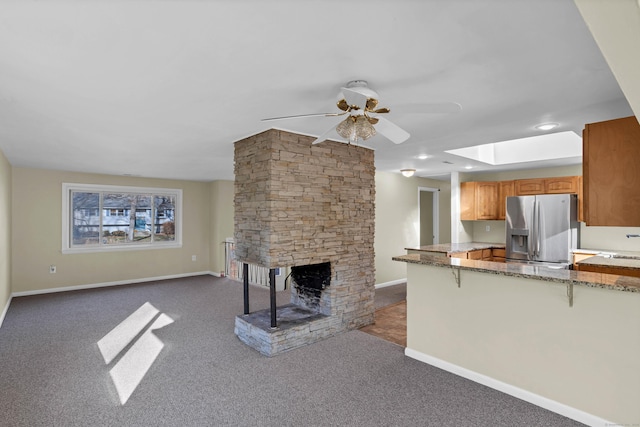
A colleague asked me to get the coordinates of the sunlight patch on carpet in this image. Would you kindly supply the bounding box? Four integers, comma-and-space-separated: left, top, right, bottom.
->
97, 302, 174, 404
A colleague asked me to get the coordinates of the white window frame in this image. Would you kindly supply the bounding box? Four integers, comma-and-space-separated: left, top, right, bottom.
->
62, 183, 183, 254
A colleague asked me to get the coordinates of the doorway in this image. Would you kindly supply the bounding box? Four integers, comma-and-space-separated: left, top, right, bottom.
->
419, 187, 439, 246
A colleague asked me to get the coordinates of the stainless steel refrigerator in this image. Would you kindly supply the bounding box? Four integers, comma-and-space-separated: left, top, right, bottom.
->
505, 193, 579, 268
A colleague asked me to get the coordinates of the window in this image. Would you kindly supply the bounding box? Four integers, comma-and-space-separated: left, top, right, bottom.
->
62, 183, 182, 253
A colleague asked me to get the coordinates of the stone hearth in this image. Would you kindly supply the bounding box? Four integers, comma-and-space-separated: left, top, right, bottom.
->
233, 129, 375, 356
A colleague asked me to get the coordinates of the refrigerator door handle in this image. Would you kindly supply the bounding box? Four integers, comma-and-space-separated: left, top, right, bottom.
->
535, 200, 541, 257
529, 200, 536, 260
531, 199, 540, 258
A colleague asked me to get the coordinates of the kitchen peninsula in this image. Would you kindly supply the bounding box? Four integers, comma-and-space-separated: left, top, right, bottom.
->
406, 242, 505, 261
393, 252, 640, 426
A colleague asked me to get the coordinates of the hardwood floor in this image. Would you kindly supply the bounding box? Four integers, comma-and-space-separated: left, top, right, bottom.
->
359, 300, 407, 347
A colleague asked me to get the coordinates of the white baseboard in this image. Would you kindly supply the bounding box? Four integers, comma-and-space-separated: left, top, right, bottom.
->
11, 271, 216, 298
0, 294, 12, 328
375, 278, 407, 289
404, 347, 610, 427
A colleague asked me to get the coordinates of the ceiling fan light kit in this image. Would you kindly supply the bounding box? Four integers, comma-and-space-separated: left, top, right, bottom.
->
336, 115, 377, 142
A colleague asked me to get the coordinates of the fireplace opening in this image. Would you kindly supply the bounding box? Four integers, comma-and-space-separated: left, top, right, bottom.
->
291, 262, 331, 303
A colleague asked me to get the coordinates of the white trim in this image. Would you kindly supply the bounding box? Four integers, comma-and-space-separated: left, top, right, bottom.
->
404, 347, 611, 427
0, 295, 12, 328
11, 271, 215, 298
375, 278, 406, 289
61, 182, 183, 254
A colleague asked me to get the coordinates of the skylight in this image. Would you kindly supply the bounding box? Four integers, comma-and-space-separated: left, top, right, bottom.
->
445, 131, 582, 165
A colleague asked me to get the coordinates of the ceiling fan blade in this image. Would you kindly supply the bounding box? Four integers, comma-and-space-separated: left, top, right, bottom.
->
393, 102, 462, 114
261, 112, 340, 122
341, 87, 368, 110
311, 124, 338, 145
374, 116, 410, 144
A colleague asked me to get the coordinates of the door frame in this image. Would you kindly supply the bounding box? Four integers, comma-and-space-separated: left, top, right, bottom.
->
418, 186, 440, 245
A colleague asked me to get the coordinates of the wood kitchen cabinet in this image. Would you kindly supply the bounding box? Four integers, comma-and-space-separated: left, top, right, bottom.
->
460, 181, 499, 220
462, 176, 580, 221
498, 181, 515, 220
449, 249, 494, 261
583, 116, 640, 226
467, 249, 484, 260
575, 263, 640, 279
492, 248, 506, 262
460, 182, 476, 221
545, 176, 579, 194
514, 176, 578, 195
514, 178, 545, 195
572, 251, 595, 270
577, 175, 584, 222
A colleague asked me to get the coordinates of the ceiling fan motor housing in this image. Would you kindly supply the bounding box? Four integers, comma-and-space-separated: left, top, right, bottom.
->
338, 80, 379, 104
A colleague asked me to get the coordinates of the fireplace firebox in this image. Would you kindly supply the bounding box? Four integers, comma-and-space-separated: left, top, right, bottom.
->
290, 262, 331, 310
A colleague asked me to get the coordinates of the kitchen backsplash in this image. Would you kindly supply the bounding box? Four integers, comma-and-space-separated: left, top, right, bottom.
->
469, 220, 640, 251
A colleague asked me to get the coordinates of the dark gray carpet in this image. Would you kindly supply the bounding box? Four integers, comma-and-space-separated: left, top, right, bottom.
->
0, 276, 584, 426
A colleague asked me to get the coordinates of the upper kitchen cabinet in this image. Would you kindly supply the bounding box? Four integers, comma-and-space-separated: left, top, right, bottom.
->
460, 181, 499, 220
498, 181, 515, 220
514, 176, 578, 195
545, 176, 579, 194
583, 116, 640, 226
514, 178, 545, 195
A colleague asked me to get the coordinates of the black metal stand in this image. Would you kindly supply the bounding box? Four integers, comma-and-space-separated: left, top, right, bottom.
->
243, 263, 249, 315
269, 268, 277, 328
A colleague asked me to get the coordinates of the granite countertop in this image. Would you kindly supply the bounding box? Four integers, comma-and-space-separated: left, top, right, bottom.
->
577, 254, 640, 270
574, 249, 640, 270
392, 253, 640, 293
405, 242, 506, 254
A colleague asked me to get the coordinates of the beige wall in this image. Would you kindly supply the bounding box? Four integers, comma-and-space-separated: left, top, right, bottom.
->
11, 168, 212, 293
375, 171, 451, 285
0, 150, 11, 319
406, 263, 640, 424
209, 180, 234, 275
8, 163, 639, 295
467, 164, 582, 182
574, 0, 640, 119
7, 167, 447, 294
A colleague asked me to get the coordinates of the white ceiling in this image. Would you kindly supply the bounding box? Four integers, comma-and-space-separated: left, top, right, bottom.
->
0, 0, 634, 182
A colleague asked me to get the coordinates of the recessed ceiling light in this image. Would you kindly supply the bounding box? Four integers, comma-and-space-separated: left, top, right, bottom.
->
416, 154, 429, 160
535, 122, 559, 131
464, 165, 473, 170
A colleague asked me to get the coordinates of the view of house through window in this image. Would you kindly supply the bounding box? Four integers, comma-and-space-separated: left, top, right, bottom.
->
63, 184, 181, 252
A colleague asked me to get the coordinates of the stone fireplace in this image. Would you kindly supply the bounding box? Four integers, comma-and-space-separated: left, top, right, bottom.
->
233, 129, 375, 356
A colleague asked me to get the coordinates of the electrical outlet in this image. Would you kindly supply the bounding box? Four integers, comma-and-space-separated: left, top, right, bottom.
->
485, 225, 491, 232
191, 255, 197, 262
49, 265, 56, 274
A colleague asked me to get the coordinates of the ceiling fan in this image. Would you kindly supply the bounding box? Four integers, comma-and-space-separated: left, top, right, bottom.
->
262, 80, 461, 145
